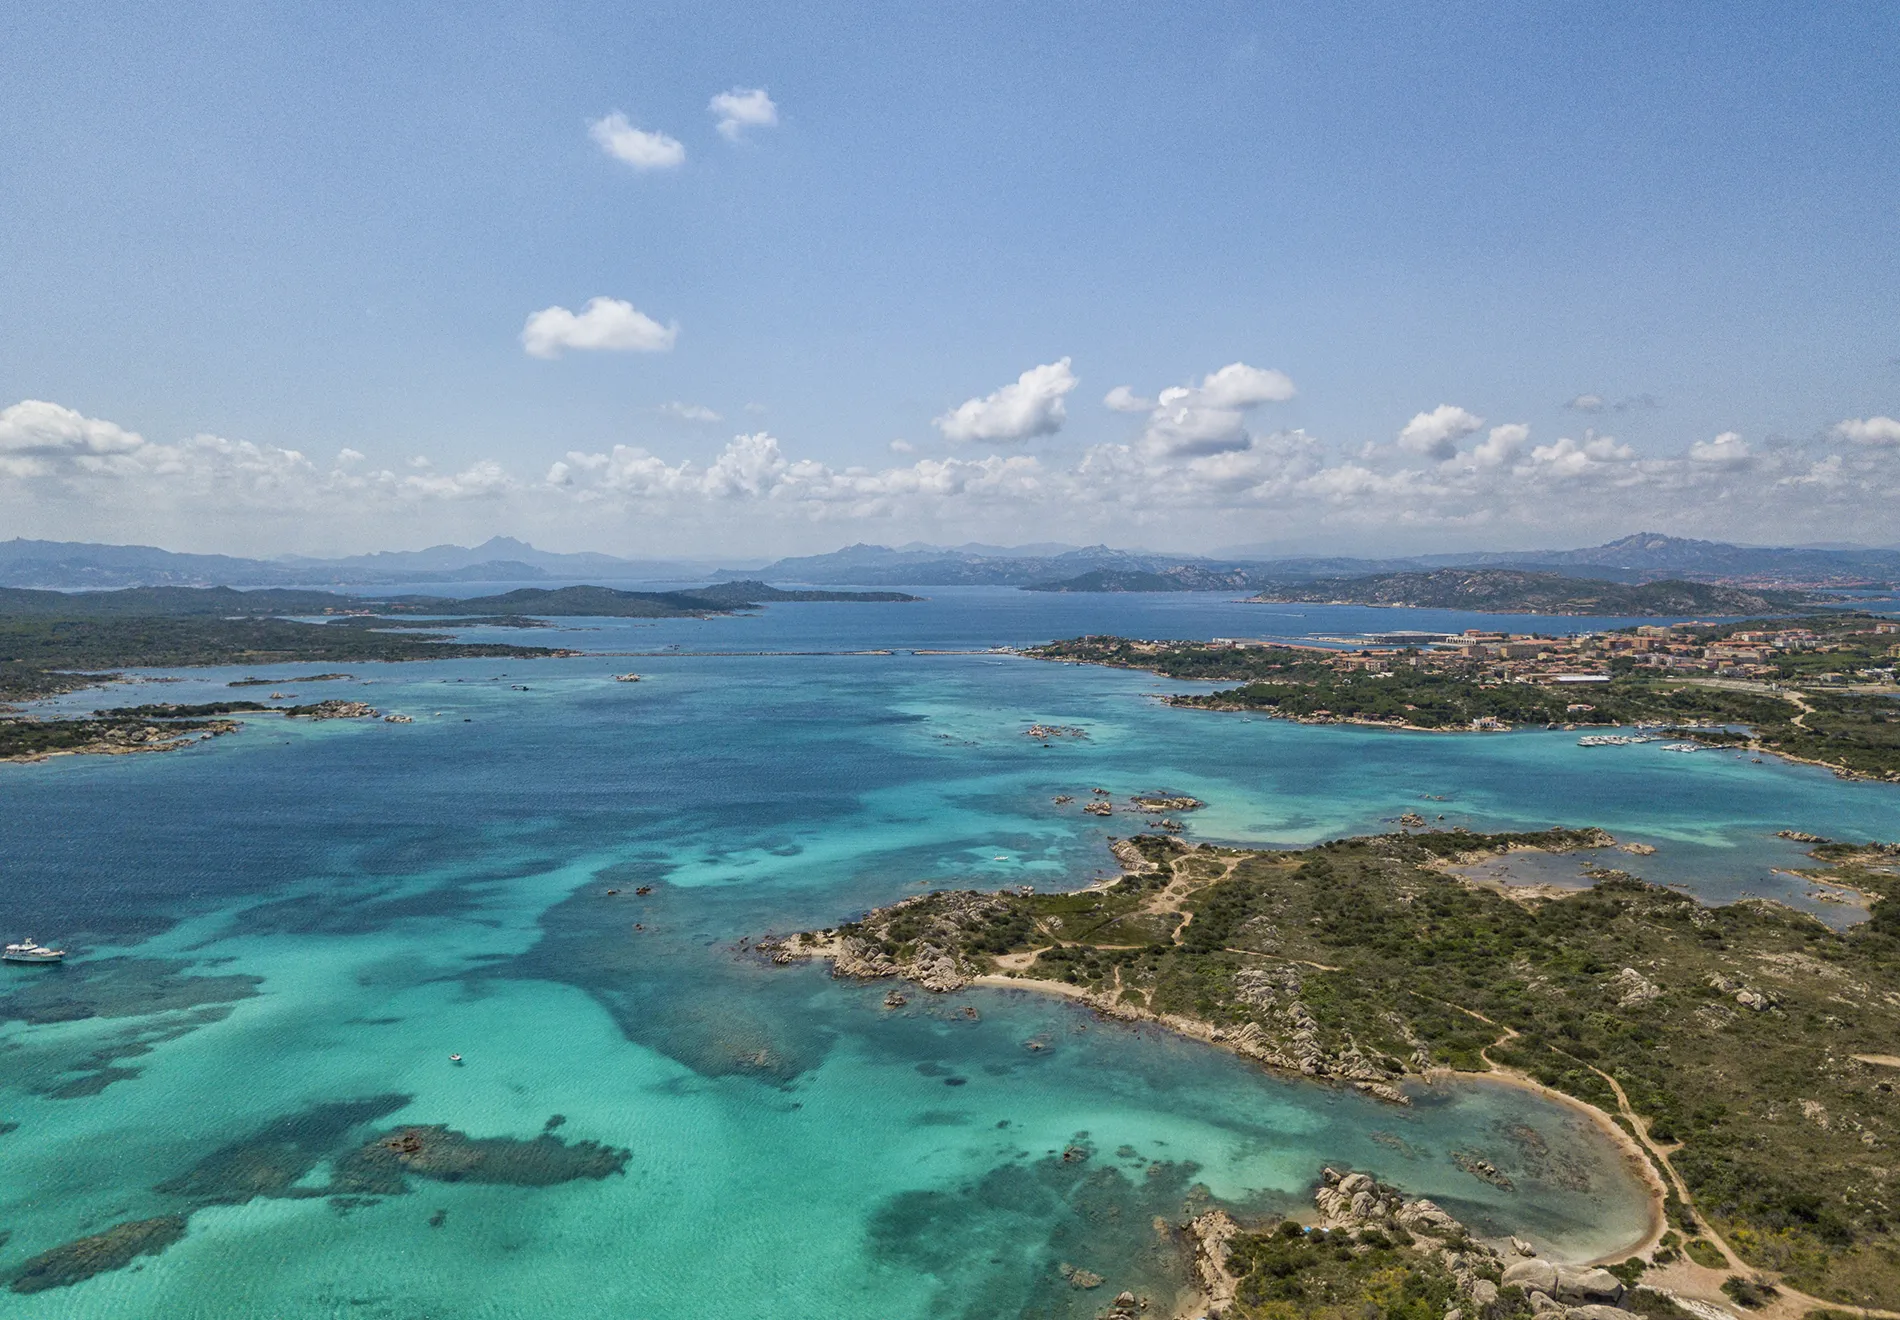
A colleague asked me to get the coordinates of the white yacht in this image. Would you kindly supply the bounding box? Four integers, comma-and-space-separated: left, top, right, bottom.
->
3, 937, 66, 964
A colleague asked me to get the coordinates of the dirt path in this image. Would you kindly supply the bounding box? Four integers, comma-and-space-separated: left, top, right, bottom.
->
1474, 1013, 1900, 1320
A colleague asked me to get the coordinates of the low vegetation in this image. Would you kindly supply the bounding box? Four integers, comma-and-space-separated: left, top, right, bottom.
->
789, 829, 1900, 1307
1243, 569, 1824, 615
1028, 635, 1900, 780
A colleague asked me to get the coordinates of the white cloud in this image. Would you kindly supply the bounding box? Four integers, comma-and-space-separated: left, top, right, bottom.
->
336, 448, 366, 466
7, 396, 1899, 560
1529, 432, 1637, 478
1115, 362, 1297, 459
521, 298, 677, 358
1195, 362, 1296, 408
709, 87, 778, 142
934, 358, 1077, 443
1469, 423, 1529, 469
889, 439, 915, 453
1397, 404, 1484, 460
1835, 415, 1900, 447
660, 401, 722, 423
1688, 431, 1752, 467
1566, 393, 1606, 413
0, 399, 144, 476
587, 112, 686, 170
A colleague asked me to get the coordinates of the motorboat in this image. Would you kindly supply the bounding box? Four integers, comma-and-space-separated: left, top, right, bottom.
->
3, 937, 66, 964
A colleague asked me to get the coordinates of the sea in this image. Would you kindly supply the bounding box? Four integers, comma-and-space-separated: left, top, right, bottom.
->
3, 587, 1896, 1318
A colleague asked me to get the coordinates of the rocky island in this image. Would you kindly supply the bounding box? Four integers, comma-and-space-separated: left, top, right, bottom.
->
763, 827, 1900, 1313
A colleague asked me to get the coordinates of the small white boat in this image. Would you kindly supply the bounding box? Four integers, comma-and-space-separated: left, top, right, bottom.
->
4, 937, 66, 964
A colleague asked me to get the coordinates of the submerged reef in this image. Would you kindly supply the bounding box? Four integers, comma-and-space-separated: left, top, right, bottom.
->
329, 1124, 631, 1194
3, 1097, 628, 1295
8, 1215, 189, 1295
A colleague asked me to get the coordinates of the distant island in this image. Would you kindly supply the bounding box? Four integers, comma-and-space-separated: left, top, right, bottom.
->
381, 581, 920, 617
1024, 566, 1828, 615
0, 580, 916, 762
766, 826, 1900, 1312
1241, 569, 1825, 616
747, 532, 1900, 590
0, 580, 918, 622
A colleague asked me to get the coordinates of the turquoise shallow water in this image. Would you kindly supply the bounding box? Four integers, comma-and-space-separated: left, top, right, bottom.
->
2, 590, 1895, 1316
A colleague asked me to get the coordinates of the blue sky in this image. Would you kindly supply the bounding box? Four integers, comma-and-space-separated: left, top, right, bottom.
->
2, 1, 1896, 556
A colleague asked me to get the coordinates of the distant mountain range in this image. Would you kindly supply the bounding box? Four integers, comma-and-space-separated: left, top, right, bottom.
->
0, 537, 729, 590
3, 532, 1897, 593
0, 580, 917, 620
747, 533, 1900, 590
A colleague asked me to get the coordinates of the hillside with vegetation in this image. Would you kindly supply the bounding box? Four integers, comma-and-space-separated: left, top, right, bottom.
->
1029, 634, 1900, 781
769, 829, 1900, 1310
1244, 570, 1824, 615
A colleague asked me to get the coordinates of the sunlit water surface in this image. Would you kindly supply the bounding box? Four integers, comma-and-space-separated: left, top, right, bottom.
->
3, 590, 1895, 1318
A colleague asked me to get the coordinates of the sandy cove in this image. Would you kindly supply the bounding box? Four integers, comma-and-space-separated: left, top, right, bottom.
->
767, 937, 1666, 1270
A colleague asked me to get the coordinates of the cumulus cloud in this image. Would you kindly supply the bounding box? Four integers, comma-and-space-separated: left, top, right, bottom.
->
889, 439, 915, 453
1470, 423, 1529, 469
1397, 405, 1484, 460
8, 396, 1900, 560
587, 112, 687, 170
0, 399, 509, 505
660, 401, 722, 423
1119, 362, 1297, 459
1566, 394, 1606, 413
521, 297, 677, 358
935, 359, 1077, 443
1689, 431, 1752, 467
1529, 432, 1637, 479
1195, 363, 1296, 408
1835, 415, 1900, 447
1103, 386, 1152, 413
0, 399, 145, 476
709, 87, 778, 141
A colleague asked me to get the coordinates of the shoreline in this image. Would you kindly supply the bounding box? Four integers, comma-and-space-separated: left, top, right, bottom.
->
973, 971, 1669, 1266
769, 941, 1668, 1267
1161, 692, 1899, 783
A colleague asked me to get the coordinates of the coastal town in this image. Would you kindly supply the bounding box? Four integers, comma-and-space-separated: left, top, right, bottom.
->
1028, 615, 1900, 781
1209, 615, 1900, 689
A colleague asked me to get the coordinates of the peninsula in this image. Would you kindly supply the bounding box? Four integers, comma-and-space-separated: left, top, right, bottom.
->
764, 827, 1900, 1312
1028, 618, 1900, 781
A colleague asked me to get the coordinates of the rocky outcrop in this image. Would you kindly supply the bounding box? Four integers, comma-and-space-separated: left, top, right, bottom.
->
1501, 1259, 1626, 1305
1130, 795, 1202, 812
1706, 973, 1775, 1012
284, 700, 378, 720
1314, 1167, 1595, 1316
1610, 968, 1663, 1008
1222, 968, 1407, 1097
807, 892, 1014, 993
1182, 1209, 1241, 1313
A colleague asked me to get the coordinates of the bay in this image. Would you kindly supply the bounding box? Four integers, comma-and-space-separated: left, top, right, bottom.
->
2, 589, 1893, 1317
